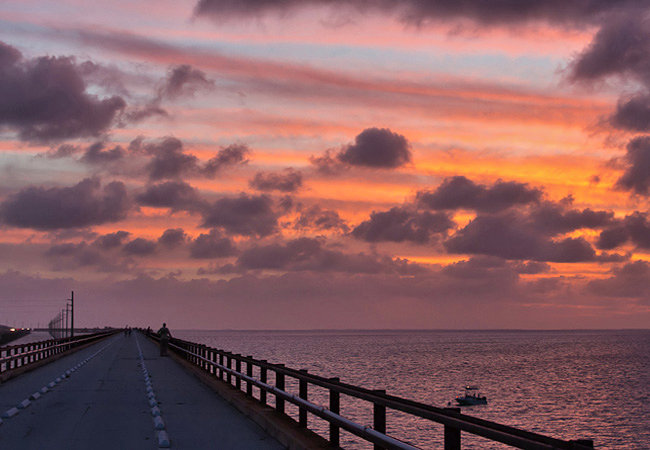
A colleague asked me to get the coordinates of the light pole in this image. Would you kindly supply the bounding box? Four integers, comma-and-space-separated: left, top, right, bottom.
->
69, 291, 74, 338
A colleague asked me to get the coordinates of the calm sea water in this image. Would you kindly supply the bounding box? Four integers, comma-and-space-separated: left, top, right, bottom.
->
175, 329, 650, 449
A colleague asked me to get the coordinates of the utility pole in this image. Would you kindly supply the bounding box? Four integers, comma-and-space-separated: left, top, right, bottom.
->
70, 291, 74, 338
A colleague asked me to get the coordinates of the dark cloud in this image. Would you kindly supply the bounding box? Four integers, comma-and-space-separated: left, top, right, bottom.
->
136, 181, 205, 212
249, 168, 303, 192
587, 260, 650, 300
570, 13, 650, 85
512, 261, 551, 274
46, 144, 80, 159
189, 229, 237, 259
309, 150, 344, 175
416, 176, 542, 212
594, 252, 630, 263
352, 206, 453, 243
611, 94, 650, 132
0, 41, 22, 66
123, 104, 168, 123
202, 144, 250, 177
132, 137, 248, 180
123, 238, 157, 256
158, 64, 214, 100
158, 228, 188, 248
294, 205, 349, 232
194, 1, 635, 27
45, 242, 105, 269
444, 213, 596, 262
442, 256, 519, 283
80, 142, 126, 164
94, 231, 131, 249
0, 178, 129, 230
337, 127, 411, 169
525, 200, 614, 235
0, 41, 125, 142
597, 212, 650, 250
616, 136, 650, 195
201, 193, 279, 237
237, 237, 425, 274
77, 61, 131, 97
142, 137, 199, 180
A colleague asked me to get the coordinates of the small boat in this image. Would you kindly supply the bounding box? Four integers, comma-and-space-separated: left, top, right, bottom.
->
455, 386, 487, 406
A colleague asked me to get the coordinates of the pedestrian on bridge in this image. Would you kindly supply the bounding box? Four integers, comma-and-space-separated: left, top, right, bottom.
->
158, 322, 172, 356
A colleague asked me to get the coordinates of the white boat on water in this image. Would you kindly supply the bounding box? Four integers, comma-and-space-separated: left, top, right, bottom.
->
455, 386, 487, 406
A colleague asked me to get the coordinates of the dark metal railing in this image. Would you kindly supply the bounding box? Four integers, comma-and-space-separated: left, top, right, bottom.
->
147, 332, 593, 450
0, 330, 117, 377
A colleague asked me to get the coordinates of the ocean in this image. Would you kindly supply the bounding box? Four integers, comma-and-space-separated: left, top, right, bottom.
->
175, 329, 650, 449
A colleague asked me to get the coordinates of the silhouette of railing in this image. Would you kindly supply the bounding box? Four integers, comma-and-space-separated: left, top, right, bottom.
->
148, 332, 594, 450
0, 330, 117, 381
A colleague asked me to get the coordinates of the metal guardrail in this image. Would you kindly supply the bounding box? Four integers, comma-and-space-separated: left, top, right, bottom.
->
0, 330, 117, 376
148, 332, 594, 450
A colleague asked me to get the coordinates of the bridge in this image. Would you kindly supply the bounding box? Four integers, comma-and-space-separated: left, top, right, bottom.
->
0, 331, 595, 449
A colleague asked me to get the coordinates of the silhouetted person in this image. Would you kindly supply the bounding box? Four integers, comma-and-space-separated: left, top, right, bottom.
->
157, 322, 172, 356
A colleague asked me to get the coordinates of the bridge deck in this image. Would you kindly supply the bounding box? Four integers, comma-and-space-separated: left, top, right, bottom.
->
0, 333, 284, 449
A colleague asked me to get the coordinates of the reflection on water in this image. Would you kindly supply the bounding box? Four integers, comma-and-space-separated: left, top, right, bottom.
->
176, 329, 650, 449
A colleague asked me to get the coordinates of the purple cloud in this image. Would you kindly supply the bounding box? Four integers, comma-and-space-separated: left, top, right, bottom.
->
616, 136, 650, 196
0, 41, 125, 142
417, 176, 542, 212
158, 228, 188, 248
141, 137, 199, 180
94, 231, 131, 249
189, 229, 237, 259
570, 13, 650, 85
294, 205, 349, 232
352, 206, 453, 243
157, 64, 214, 100
123, 238, 157, 256
337, 127, 411, 169
525, 201, 614, 235
597, 212, 650, 250
136, 181, 205, 212
0, 178, 129, 230
194, 1, 634, 27
80, 142, 126, 164
611, 94, 650, 132
587, 260, 650, 300
201, 193, 279, 236
249, 168, 303, 192
202, 144, 250, 177
237, 237, 426, 274
444, 213, 596, 262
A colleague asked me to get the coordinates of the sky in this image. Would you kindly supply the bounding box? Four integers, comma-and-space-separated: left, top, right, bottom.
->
0, 1, 648, 329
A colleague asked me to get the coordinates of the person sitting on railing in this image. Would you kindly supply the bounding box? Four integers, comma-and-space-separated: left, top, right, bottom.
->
157, 322, 172, 356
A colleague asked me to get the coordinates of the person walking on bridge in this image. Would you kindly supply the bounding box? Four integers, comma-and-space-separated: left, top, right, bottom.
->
158, 322, 172, 356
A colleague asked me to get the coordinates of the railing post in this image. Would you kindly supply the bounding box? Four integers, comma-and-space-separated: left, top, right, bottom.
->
226, 353, 232, 385
329, 377, 340, 447
235, 355, 242, 390
444, 407, 461, 450
246, 357, 253, 396
275, 364, 285, 414
212, 349, 218, 376
260, 361, 268, 405
374, 389, 387, 450
299, 369, 308, 427
219, 352, 224, 380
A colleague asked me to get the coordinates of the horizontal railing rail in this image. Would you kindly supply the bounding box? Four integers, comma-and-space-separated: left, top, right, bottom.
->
146, 331, 593, 450
0, 330, 118, 376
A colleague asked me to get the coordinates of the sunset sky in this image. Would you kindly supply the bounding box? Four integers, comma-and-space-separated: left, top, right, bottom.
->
1, 1, 648, 329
